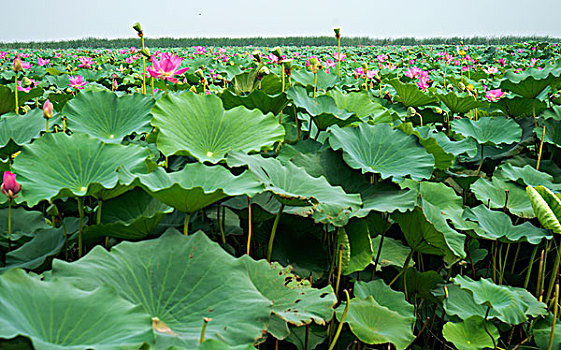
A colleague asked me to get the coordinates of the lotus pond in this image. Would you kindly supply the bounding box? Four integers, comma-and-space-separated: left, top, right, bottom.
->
1, 33, 561, 350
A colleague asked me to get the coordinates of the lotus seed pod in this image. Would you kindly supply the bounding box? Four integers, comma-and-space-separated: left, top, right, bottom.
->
308, 57, 318, 68
194, 69, 204, 79
334, 28, 341, 39
132, 22, 143, 35
458, 82, 466, 91
361, 62, 368, 71
22, 77, 31, 86
251, 50, 262, 63
435, 107, 443, 114
12, 56, 23, 72
407, 107, 417, 117
141, 48, 151, 58
271, 47, 282, 59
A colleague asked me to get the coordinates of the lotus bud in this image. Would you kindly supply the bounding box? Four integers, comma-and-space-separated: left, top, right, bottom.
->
132, 22, 143, 36
251, 50, 262, 63
308, 57, 319, 70
334, 28, 341, 40
282, 59, 293, 76
21, 105, 30, 113
458, 82, 466, 91
194, 69, 205, 79
112, 79, 118, 90
1, 171, 21, 200
216, 74, 223, 80
22, 77, 31, 87
466, 83, 474, 92
111, 73, 119, 80
361, 62, 368, 71
407, 107, 417, 117
271, 47, 283, 59
12, 56, 23, 72
141, 48, 151, 58
435, 107, 443, 114
42, 99, 53, 120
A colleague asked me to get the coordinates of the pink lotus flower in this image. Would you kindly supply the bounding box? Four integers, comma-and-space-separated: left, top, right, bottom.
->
417, 77, 430, 91
267, 53, 279, 64
333, 52, 346, 61
68, 75, 87, 90
195, 46, 207, 55
366, 69, 378, 79
485, 89, 505, 102
147, 52, 189, 83
37, 57, 50, 66
404, 66, 423, 79
483, 66, 499, 75
376, 54, 388, 63
78, 57, 94, 68
1, 171, 21, 200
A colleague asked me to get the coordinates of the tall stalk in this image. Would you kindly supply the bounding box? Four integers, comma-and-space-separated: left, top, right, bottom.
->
267, 204, 285, 262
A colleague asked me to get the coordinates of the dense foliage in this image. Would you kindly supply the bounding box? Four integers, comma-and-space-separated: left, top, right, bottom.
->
1, 37, 561, 350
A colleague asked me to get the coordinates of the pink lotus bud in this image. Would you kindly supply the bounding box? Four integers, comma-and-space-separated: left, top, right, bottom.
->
1, 171, 21, 200
112, 79, 118, 90
43, 100, 53, 119
13, 56, 23, 72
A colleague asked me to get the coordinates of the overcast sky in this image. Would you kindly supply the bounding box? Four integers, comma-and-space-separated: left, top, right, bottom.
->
1, 0, 560, 42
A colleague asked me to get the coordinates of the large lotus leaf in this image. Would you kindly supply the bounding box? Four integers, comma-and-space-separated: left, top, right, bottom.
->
536, 118, 561, 147
464, 204, 551, 243
239, 256, 336, 337
220, 88, 288, 116
495, 163, 561, 190
526, 185, 561, 234
399, 269, 443, 302
499, 66, 561, 98
119, 163, 263, 213
396, 123, 454, 170
451, 117, 522, 146
534, 318, 561, 350
354, 280, 414, 320
497, 96, 547, 118
432, 132, 478, 157
84, 188, 173, 239
52, 230, 273, 349
0, 109, 45, 158
0, 85, 43, 116
339, 220, 374, 275
151, 92, 285, 163
197, 339, 256, 350
436, 92, 488, 115
388, 79, 437, 107
354, 184, 417, 218
335, 296, 415, 350
1, 219, 78, 273
453, 275, 533, 325
285, 324, 326, 350
64, 90, 155, 143
471, 177, 534, 218
326, 89, 394, 123
0, 207, 50, 242
442, 316, 499, 350
291, 69, 339, 91
12, 133, 150, 206
328, 123, 435, 182
444, 283, 500, 321
227, 152, 362, 226
371, 236, 412, 271
286, 85, 359, 130
0, 269, 153, 349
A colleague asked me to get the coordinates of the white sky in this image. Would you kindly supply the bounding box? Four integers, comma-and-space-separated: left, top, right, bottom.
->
1, 0, 560, 42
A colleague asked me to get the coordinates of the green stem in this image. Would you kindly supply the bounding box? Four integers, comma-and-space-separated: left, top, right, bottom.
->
524, 245, 539, 289
337, 38, 341, 78
96, 200, 102, 225
483, 306, 497, 349
184, 212, 191, 236
141, 36, 146, 95
61, 217, 68, 260
246, 196, 252, 255
389, 246, 416, 287
313, 71, 317, 98
200, 317, 211, 344
14, 75, 19, 115
77, 197, 85, 258
548, 282, 559, 350
510, 242, 521, 274
267, 203, 285, 262
476, 145, 485, 176
546, 240, 560, 305
327, 290, 350, 350
218, 205, 226, 245
7, 201, 12, 251
335, 242, 343, 296
499, 243, 510, 285
164, 80, 168, 95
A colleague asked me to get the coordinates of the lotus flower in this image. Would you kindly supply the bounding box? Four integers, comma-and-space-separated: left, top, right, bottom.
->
483, 66, 499, 75
78, 57, 94, 68
37, 57, 50, 66
68, 75, 87, 90
333, 52, 346, 62
147, 52, 189, 83
43, 100, 53, 119
485, 89, 505, 102
12, 55, 23, 72
1, 171, 21, 200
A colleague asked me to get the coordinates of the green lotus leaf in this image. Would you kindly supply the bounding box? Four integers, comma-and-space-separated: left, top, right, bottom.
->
118, 162, 264, 213
227, 152, 362, 226
0, 109, 46, 158
240, 256, 336, 335
52, 230, 273, 349
534, 317, 561, 350
354, 280, 415, 320
495, 163, 561, 190
64, 90, 155, 143
291, 69, 338, 91
286, 85, 359, 130
471, 177, 534, 218
335, 296, 414, 350
326, 89, 394, 123
197, 339, 256, 350
220, 88, 288, 115
436, 92, 488, 115
285, 324, 326, 350
451, 117, 522, 146
328, 123, 435, 182
526, 185, 561, 234
499, 66, 561, 98
388, 79, 437, 107
536, 118, 561, 147
84, 188, 174, 239
396, 123, 454, 170
371, 236, 412, 271
542, 106, 561, 121
0, 207, 50, 242
399, 269, 443, 302
340, 219, 374, 274
151, 92, 285, 163
12, 133, 150, 206
354, 185, 417, 218
0, 85, 43, 116
442, 316, 499, 350
432, 132, 478, 157
0, 269, 153, 349
444, 283, 500, 321
453, 275, 533, 325
464, 204, 552, 243
497, 96, 547, 118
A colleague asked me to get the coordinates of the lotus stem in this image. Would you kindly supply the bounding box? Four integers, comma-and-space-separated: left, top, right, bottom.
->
14, 75, 19, 115
511, 242, 521, 274
335, 243, 343, 296
546, 241, 560, 305
200, 317, 211, 344
218, 205, 226, 245
7, 200, 11, 251
305, 324, 310, 350
313, 70, 318, 98
246, 197, 252, 255
389, 246, 416, 287
294, 105, 300, 141
46, 119, 49, 133
281, 66, 285, 92
499, 243, 510, 285
164, 80, 168, 95
524, 245, 539, 289
537, 248, 546, 298
327, 290, 350, 350
77, 197, 85, 258
141, 36, 146, 95
373, 231, 385, 272
533, 99, 537, 127
151, 77, 155, 97
266, 203, 284, 262
537, 125, 546, 170
547, 282, 559, 350
96, 200, 102, 225
443, 62, 448, 86
483, 306, 497, 350
337, 38, 341, 78
184, 212, 190, 236
476, 145, 485, 176
63, 117, 67, 132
